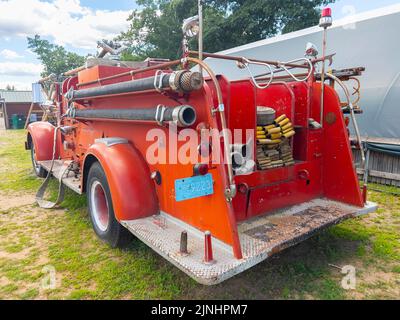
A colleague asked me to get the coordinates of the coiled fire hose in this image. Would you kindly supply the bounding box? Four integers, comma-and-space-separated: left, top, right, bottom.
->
36, 126, 72, 209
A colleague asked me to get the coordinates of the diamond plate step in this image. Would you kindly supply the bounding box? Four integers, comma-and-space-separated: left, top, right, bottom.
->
122, 199, 377, 285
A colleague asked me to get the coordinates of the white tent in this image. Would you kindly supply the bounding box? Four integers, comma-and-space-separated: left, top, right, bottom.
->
204, 4, 400, 139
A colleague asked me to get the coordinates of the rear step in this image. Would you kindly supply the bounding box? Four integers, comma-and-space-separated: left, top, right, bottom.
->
121, 200, 377, 285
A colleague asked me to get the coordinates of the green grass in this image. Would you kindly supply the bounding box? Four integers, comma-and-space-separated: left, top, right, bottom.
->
20, 288, 39, 300
0, 284, 19, 295
0, 129, 399, 300
0, 130, 41, 192
316, 279, 346, 300
327, 187, 400, 263
392, 266, 400, 274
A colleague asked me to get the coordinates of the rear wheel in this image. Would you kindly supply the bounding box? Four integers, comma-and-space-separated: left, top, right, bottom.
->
87, 162, 133, 248
30, 142, 47, 178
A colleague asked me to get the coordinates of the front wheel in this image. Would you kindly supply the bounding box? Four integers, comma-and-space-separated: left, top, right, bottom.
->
30, 143, 47, 178
87, 162, 133, 248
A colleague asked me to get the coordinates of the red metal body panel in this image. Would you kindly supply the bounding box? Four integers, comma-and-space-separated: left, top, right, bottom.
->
27, 121, 60, 161
78, 66, 133, 85
211, 78, 316, 220
316, 84, 364, 207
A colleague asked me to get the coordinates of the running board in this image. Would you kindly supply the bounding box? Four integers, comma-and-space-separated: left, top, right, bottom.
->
38, 160, 82, 194
121, 199, 377, 285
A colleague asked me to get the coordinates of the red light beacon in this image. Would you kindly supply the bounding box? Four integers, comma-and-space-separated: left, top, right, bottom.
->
319, 7, 333, 28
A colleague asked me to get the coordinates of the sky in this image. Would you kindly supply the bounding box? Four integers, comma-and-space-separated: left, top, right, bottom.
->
0, 0, 399, 90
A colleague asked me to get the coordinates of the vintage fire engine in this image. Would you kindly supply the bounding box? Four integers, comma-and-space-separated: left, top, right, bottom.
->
27, 8, 376, 284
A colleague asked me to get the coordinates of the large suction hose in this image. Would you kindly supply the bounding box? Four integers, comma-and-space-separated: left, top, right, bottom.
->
67, 105, 197, 128
66, 71, 203, 101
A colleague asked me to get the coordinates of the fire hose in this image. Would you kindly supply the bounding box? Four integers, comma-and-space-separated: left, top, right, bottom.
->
66, 70, 203, 101
35, 126, 73, 209
67, 105, 197, 128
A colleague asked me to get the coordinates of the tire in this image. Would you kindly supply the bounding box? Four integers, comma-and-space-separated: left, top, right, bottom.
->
31, 143, 47, 178
86, 162, 133, 248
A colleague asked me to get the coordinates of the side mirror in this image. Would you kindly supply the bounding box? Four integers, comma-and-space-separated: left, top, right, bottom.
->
305, 42, 319, 59
182, 15, 199, 38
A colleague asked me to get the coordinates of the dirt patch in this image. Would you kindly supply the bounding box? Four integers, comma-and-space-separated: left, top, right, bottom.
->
0, 248, 32, 260
0, 192, 36, 211
349, 269, 400, 299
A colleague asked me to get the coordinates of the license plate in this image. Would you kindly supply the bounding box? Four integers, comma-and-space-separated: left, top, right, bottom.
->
175, 174, 214, 202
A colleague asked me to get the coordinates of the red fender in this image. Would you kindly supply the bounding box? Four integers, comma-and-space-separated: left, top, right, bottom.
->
27, 122, 59, 161
82, 140, 159, 221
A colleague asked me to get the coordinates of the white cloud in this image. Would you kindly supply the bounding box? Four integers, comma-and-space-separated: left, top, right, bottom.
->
1, 49, 23, 59
0, 81, 32, 91
0, 62, 43, 76
0, 0, 131, 50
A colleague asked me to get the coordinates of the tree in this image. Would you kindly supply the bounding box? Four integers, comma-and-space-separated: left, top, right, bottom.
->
5, 85, 15, 91
119, 0, 335, 60
27, 35, 85, 77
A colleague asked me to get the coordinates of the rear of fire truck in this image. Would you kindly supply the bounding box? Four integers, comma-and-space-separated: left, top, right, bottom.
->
26, 7, 376, 285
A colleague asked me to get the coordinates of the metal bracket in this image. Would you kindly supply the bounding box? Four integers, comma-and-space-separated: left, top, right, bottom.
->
154, 70, 167, 93
241, 57, 274, 90
277, 58, 313, 82
168, 72, 179, 91
155, 104, 167, 126
94, 138, 129, 148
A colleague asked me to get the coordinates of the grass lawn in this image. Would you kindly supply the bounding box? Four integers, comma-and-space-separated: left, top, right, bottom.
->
0, 129, 399, 300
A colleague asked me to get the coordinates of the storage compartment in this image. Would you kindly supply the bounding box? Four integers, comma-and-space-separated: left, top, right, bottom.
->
256, 112, 296, 171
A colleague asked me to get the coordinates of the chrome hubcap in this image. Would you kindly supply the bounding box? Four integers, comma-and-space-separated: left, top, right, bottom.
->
90, 181, 110, 232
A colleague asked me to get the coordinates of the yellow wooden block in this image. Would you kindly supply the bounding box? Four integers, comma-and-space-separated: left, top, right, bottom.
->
266, 127, 281, 135
278, 118, 290, 127
270, 133, 282, 140
258, 139, 281, 145
283, 130, 296, 139
275, 114, 287, 123
281, 122, 293, 131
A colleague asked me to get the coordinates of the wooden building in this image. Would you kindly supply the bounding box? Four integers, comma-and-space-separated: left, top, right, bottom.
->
353, 138, 400, 187
0, 90, 32, 129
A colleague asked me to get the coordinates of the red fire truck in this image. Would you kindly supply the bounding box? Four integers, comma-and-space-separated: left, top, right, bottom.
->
26, 8, 376, 284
